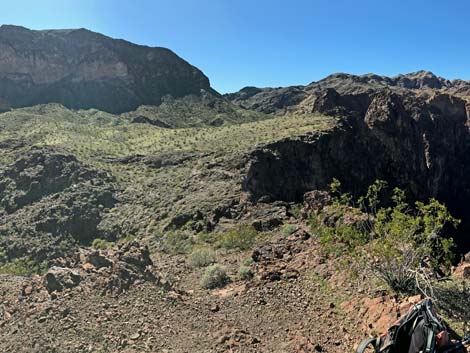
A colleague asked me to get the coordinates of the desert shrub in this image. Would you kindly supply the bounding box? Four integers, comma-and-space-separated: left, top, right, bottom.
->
216, 225, 258, 251
243, 257, 254, 266
289, 204, 303, 219
238, 265, 253, 280
117, 235, 136, 246
430, 280, 470, 323
200, 264, 230, 289
0, 257, 47, 276
91, 238, 115, 250
309, 204, 370, 257
309, 179, 459, 294
162, 231, 193, 254
196, 231, 218, 244
282, 224, 298, 237
369, 190, 458, 293
0, 248, 7, 263
189, 247, 215, 267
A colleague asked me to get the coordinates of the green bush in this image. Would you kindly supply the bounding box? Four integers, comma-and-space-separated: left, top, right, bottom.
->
370, 194, 458, 293
117, 235, 136, 246
162, 231, 193, 254
0, 257, 47, 276
238, 265, 253, 280
188, 247, 215, 267
309, 179, 459, 294
309, 205, 370, 257
289, 204, 302, 219
242, 257, 254, 266
91, 238, 115, 250
200, 264, 230, 289
216, 226, 258, 251
282, 224, 298, 237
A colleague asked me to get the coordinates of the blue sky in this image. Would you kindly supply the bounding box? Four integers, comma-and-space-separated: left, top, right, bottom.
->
1, 0, 469, 93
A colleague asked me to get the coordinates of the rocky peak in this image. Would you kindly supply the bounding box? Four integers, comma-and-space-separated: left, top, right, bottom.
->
392, 70, 448, 89
0, 26, 213, 113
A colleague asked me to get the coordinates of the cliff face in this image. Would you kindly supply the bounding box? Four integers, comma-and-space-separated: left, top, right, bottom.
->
0, 25, 212, 113
243, 89, 470, 247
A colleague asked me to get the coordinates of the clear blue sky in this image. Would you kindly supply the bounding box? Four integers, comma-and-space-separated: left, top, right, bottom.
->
1, 0, 469, 93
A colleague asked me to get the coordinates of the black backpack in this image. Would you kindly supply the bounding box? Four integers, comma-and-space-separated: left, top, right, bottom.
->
355, 299, 466, 353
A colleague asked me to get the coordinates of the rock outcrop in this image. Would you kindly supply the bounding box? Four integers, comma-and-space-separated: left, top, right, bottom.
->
0, 146, 117, 263
0, 25, 213, 113
0, 147, 114, 213
23, 241, 169, 295
243, 89, 470, 249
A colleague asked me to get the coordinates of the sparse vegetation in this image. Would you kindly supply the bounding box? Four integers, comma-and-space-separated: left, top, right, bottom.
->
242, 257, 254, 266
188, 247, 215, 267
216, 225, 259, 251
162, 231, 194, 254
238, 265, 253, 280
282, 224, 298, 237
91, 238, 115, 250
200, 264, 230, 289
0, 256, 47, 276
0, 105, 335, 162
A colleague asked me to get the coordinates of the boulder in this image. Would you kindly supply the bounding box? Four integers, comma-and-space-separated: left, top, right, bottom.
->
43, 267, 81, 293
86, 251, 113, 269
302, 190, 332, 216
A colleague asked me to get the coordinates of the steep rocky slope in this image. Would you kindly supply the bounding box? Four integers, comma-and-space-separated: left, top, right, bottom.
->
0, 25, 214, 113
243, 88, 470, 250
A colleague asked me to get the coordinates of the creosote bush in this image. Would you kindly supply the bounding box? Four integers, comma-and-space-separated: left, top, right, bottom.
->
282, 224, 298, 237
91, 238, 115, 250
238, 265, 253, 280
200, 264, 230, 289
188, 247, 215, 268
216, 225, 259, 251
162, 231, 193, 254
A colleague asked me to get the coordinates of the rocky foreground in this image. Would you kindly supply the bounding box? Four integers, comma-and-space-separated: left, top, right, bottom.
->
2, 224, 470, 352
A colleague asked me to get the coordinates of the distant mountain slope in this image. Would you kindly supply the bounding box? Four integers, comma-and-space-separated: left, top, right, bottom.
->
226, 71, 470, 115
0, 25, 214, 113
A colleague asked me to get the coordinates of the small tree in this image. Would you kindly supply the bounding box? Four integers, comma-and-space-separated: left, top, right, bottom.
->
312, 179, 460, 294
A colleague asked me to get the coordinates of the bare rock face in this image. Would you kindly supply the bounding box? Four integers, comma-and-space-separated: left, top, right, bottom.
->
0, 25, 212, 113
225, 86, 308, 114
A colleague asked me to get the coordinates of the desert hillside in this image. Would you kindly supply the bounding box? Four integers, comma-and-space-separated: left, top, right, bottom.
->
0, 26, 469, 353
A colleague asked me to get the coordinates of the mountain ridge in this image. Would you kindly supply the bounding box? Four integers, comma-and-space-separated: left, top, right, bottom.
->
226, 70, 470, 115
0, 25, 215, 113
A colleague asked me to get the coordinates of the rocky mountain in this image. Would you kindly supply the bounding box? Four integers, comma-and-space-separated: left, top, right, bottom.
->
0, 25, 214, 113
226, 71, 470, 115
1, 26, 470, 353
